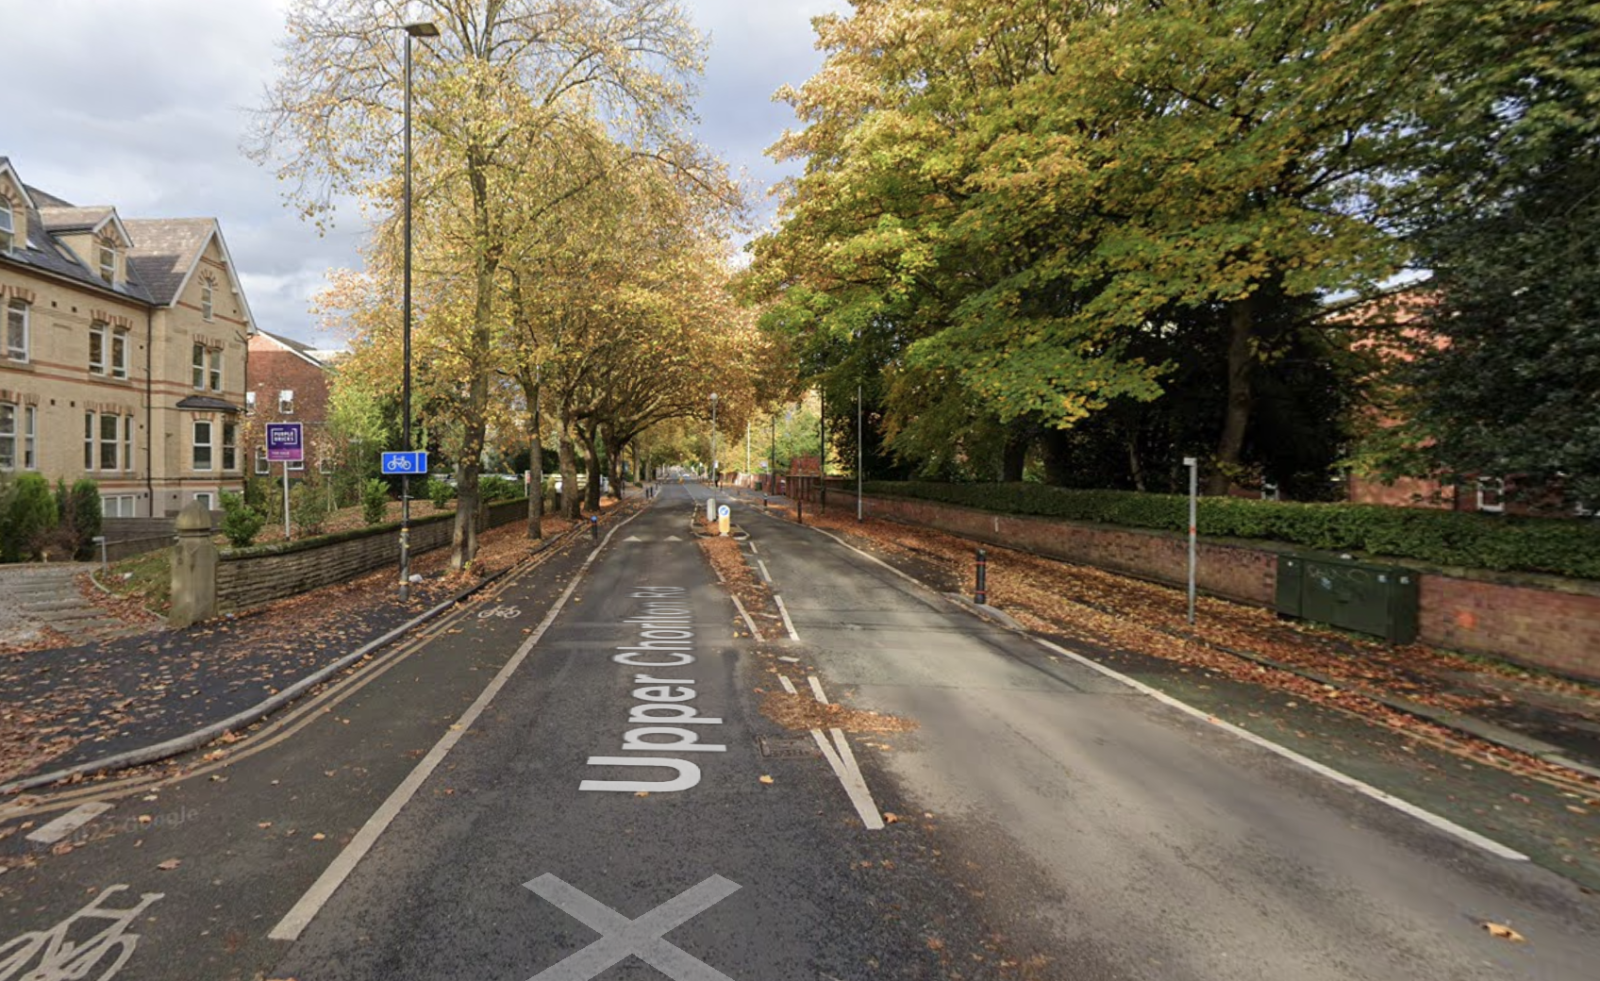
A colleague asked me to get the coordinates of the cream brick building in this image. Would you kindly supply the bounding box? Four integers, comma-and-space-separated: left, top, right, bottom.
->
0, 157, 253, 517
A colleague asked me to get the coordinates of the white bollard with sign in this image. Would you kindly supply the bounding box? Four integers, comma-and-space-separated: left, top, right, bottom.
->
706, 497, 716, 524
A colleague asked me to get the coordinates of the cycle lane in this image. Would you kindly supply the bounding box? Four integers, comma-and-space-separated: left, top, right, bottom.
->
0, 527, 601, 981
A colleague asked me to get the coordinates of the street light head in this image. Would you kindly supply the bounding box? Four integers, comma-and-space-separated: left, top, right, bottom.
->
405, 21, 439, 37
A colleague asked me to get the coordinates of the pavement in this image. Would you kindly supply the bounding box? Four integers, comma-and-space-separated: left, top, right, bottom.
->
0, 563, 156, 650
0, 481, 1596, 981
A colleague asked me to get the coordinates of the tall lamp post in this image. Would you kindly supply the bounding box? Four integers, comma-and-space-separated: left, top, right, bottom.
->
399, 19, 438, 603
709, 392, 718, 485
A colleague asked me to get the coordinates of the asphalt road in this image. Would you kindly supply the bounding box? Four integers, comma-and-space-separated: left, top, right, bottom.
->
3, 480, 1599, 981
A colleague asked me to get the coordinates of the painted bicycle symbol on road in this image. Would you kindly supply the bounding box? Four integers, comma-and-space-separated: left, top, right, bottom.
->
477, 605, 522, 620
0, 885, 163, 981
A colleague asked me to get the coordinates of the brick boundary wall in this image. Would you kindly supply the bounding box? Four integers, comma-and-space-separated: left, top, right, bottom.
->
826, 485, 1600, 684
215, 498, 528, 612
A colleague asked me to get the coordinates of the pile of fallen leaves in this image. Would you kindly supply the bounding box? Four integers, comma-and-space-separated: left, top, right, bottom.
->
759, 688, 919, 734
697, 531, 774, 634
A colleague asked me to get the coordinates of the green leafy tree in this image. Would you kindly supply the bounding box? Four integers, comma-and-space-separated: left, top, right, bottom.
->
69, 479, 102, 559
2, 473, 57, 562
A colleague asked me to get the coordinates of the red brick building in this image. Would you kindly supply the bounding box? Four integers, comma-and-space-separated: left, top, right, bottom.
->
244, 330, 334, 479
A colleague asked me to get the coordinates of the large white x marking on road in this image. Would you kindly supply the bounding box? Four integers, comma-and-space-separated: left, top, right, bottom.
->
523, 874, 742, 981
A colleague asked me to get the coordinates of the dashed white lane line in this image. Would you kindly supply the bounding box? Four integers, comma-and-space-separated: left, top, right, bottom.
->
807, 675, 830, 706
1030, 638, 1529, 862
730, 594, 764, 641
756, 559, 773, 584
773, 595, 800, 641
24, 801, 112, 844
268, 510, 643, 942
749, 541, 759, 555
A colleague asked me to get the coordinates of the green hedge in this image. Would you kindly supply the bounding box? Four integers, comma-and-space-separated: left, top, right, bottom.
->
860, 481, 1600, 581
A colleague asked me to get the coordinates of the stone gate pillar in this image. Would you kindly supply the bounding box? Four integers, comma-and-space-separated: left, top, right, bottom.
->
168, 500, 217, 629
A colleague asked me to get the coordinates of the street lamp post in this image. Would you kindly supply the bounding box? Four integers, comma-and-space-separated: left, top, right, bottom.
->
709, 393, 717, 486
399, 19, 437, 603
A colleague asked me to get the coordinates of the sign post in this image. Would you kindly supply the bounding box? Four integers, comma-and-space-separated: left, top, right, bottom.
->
1183, 456, 1198, 625
266, 423, 304, 541
381, 451, 428, 597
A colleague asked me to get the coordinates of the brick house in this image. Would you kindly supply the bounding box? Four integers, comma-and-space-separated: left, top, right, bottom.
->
0, 156, 253, 517
244, 329, 334, 481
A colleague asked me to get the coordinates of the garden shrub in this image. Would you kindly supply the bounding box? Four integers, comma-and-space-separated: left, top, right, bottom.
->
69, 479, 101, 559
861, 481, 1600, 580
428, 477, 456, 509
290, 478, 330, 537
2, 473, 58, 562
219, 491, 266, 548
362, 478, 391, 525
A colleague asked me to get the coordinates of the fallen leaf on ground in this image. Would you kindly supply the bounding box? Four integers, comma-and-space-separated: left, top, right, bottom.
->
1483, 922, 1526, 942
759, 775, 774, 785
156, 858, 181, 870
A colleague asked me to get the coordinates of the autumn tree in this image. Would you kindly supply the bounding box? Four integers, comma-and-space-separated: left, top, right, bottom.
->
251, 0, 708, 568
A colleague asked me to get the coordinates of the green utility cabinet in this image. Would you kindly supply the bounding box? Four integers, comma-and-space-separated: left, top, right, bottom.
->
1275, 554, 1419, 644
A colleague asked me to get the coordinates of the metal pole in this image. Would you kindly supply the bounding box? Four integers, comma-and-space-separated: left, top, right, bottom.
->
770, 415, 777, 496
975, 548, 988, 605
710, 393, 717, 488
1184, 456, 1198, 625
745, 420, 750, 477
856, 383, 863, 522
282, 460, 290, 541
819, 387, 825, 513
399, 28, 414, 603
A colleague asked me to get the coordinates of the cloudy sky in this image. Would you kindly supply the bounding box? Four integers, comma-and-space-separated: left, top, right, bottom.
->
0, 0, 844, 346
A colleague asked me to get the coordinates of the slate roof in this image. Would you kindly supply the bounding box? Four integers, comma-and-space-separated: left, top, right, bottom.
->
256, 328, 329, 368
175, 395, 242, 413
123, 218, 216, 306
37, 205, 116, 233
0, 165, 155, 305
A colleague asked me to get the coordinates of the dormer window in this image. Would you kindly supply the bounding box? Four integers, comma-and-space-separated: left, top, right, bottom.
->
0, 200, 14, 253
99, 243, 116, 284
279, 390, 295, 414
245, 391, 256, 414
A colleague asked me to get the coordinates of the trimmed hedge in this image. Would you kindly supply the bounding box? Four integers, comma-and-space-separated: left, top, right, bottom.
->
860, 481, 1600, 581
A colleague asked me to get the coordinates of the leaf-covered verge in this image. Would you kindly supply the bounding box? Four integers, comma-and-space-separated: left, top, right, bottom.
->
862, 482, 1600, 582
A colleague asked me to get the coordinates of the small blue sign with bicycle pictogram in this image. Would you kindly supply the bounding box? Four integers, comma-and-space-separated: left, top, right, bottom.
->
381, 451, 428, 475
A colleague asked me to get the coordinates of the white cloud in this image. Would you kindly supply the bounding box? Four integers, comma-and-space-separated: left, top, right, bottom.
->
1, 0, 842, 343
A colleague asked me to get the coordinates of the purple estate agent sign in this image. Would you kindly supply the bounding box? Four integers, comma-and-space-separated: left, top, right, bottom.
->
266, 422, 304, 462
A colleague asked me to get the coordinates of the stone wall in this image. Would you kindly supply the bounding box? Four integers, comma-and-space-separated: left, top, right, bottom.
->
214, 498, 527, 612
832, 485, 1600, 683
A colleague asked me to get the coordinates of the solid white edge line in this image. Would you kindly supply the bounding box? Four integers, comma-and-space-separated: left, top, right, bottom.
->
1030, 638, 1529, 862
756, 559, 773, 583
268, 510, 644, 942
24, 801, 113, 844
773, 508, 1528, 863
773, 594, 800, 641
807, 675, 830, 706
729, 594, 764, 642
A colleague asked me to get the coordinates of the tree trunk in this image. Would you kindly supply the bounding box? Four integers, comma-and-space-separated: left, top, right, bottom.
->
1040, 429, 1074, 486
452, 152, 498, 570
526, 377, 543, 539
1208, 295, 1255, 496
1000, 432, 1030, 482
605, 429, 626, 501
1127, 436, 1147, 493
582, 427, 603, 512
558, 414, 580, 519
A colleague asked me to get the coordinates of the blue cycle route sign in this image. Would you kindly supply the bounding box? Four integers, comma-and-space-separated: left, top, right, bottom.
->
265, 422, 303, 462
381, 451, 428, 475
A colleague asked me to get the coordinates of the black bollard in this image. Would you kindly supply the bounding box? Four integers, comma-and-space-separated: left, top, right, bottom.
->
975, 548, 988, 605
590, 514, 599, 540
796, 498, 803, 524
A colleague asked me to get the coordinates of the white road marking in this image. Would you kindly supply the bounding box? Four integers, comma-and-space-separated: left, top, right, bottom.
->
807, 675, 830, 706
523, 874, 741, 981
268, 511, 643, 942
773, 595, 800, 641
0, 885, 162, 981
664, 535, 683, 542
624, 535, 645, 542
748, 541, 759, 554
729, 595, 763, 641
1030, 638, 1529, 861
777, 674, 798, 695
24, 801, 112, 844
756, 559, 773, 583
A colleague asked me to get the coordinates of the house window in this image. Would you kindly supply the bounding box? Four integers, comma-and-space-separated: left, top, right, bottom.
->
245, 391, 256, 414
255, 445, 269, 475
84, 412, 94, 469
0, 199, 13, 252
5, 299, 27, 362
123, 414, 134, 472
192, 343, 206, 389
288, 456, 305, 472
99, 412, 119, 471
192, 492, 214, 511
201, 279, 214, 321
99, 244, 116, 284
23, 406, 36, 470
89, 322, 106, 373
1477, 477, 1505, 514
0, 402, 15, 470
221, 421, 238, 471
111, 329, 129, 379
279, 390, 294, 414
101, 495, 137, 518
193, 420, 213, 471
208, 348, 222, 391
